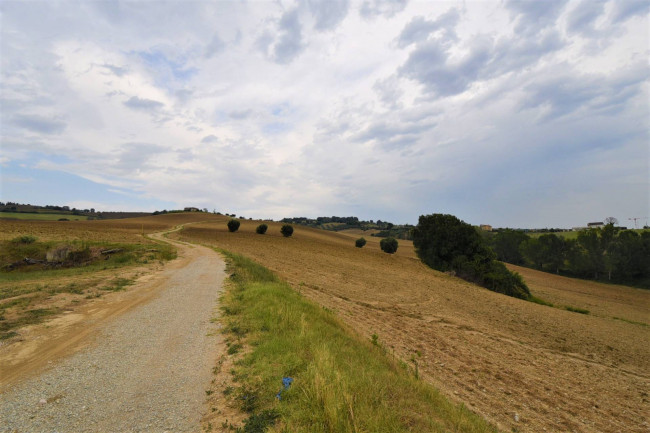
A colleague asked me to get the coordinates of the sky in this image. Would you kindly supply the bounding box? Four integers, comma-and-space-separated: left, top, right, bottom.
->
1, 0, 648, 228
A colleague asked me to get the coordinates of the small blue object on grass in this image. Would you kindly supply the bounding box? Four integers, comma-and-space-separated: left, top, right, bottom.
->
276, 377, 294, 400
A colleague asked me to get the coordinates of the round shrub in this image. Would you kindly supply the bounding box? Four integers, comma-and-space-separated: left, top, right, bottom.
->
227, 219, 240, 232
355, 237, 366, 248
280, 224, 294, 237
380, 237, 398, 254
256, 223, 268, 234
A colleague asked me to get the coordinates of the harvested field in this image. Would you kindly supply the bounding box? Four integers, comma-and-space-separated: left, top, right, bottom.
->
506, 264, 650, 325
0, 212, 219, 243
176, 217, 650, 433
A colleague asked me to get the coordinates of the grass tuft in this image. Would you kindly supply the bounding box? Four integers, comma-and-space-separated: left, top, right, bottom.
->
101, 277, 134, 292
612, 317, 648, 327
565, 306, 590, 315
528, 295, 554, 307
237, 409, 279, 433
11, 234, 37, 244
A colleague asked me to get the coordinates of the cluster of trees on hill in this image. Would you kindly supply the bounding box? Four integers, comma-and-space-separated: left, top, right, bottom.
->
371, 227, 414, 240
281, 215, 368, 228
489, 227, 650, 286
413, 214, 530, 299
280, 215, 414, 238
1, 202, 97, 215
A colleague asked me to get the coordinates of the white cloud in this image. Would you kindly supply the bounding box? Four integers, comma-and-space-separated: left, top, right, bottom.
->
1, 0, 647, 226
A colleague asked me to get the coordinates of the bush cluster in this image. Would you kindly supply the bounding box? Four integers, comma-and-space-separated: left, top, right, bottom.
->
412, 214, 530, 299
355, 237, 366, 248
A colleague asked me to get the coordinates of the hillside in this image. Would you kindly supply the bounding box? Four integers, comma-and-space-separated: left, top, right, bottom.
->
1, 214, 647, 432
175, 216, 650, 433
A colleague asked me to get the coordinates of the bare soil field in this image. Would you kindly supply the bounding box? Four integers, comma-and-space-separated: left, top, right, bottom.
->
507, 264, 650, 326
176, 217, 650, 433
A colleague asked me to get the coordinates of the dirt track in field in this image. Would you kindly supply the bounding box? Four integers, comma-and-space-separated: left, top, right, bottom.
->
176, 217, 650, 433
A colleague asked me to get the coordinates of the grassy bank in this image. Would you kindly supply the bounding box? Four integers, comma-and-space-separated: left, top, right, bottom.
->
216, 250, 498, 433
0, 238, 175, 281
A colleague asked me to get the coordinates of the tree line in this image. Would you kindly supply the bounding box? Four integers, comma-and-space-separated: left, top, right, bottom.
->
489, 227, 650, 286
280, 215, 402, 231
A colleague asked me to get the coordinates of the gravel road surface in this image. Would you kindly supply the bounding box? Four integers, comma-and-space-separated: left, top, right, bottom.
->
1, 233, 225, 433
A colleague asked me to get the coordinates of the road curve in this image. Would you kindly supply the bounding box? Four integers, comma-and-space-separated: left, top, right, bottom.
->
1, 228, 226, 432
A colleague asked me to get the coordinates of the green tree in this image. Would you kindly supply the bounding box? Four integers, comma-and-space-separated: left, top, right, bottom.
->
520, 238, 543, 269
412, 214, 486, 272
413, 214, 530, 299
601, 224, 618, 280
256, 223, 268, 234
355, 237, 366, 248
607, 230, 650, 280
493, 229, 529, 264
537, 234, 568, 274
227, 219, 240, 232
280, 224, 294, 237
576, 229, 603, 279
380, 237, 398, 253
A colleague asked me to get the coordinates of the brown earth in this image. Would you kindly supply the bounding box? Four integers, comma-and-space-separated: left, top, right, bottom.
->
506, 263, 650, 325
175, 217, 650, 433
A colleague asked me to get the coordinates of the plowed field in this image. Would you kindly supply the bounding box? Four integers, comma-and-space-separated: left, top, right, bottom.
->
175, 217, 649, 433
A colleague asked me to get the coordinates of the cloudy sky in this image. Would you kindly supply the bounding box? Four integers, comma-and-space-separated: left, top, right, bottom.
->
1, 0, 648, 228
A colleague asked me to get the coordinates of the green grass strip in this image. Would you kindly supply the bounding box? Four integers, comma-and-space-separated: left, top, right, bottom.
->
219, 249, 498, 433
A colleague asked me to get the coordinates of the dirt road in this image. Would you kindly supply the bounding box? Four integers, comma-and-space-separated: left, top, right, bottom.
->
1, 230, 226, 432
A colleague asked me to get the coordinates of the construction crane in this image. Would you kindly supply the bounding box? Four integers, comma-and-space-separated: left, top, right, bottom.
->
628, 217, 647, 229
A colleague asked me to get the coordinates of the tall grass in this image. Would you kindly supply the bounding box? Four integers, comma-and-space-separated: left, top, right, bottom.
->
219, 250, 497, 433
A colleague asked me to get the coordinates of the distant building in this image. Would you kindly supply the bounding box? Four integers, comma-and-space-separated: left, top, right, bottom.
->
184, 207, 200, 212
480, 224, 492, 231
587, 222, 604, 229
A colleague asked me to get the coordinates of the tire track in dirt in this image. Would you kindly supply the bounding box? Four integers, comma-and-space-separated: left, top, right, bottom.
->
1, 227, 226, 432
